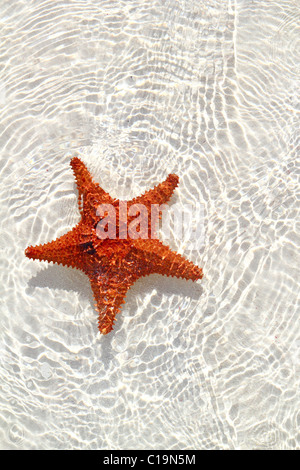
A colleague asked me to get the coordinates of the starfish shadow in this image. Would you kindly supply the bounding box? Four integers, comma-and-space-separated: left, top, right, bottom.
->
133, 273, 203, 300
26, 266, 203, 319
97, 274, 204, 363
26, 264, 91, 297
124, 274, 203, 323
26, 265, 203, 363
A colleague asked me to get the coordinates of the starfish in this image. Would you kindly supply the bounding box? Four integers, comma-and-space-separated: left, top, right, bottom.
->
25, 157, 203, 334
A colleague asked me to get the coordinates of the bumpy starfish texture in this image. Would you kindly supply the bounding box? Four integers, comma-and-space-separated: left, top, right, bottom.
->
25, 157, 203, 334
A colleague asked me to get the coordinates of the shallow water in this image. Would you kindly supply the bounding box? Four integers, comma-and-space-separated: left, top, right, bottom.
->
0, 0, 299, 450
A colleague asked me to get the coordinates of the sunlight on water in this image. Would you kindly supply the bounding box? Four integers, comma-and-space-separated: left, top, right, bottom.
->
0, 0, 299, 450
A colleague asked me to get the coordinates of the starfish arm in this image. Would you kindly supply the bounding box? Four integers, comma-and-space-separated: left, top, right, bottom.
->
70, 157, 113, 215
132, 238, 203, 281
25, 223, 90, 272
90, 274, 134, 334
129, 173, 179, 209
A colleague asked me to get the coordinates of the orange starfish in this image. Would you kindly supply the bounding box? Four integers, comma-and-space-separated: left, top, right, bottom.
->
25, 157, 203, 334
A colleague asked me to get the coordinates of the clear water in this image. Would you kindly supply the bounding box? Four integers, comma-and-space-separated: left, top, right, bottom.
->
0, 0, 299, 450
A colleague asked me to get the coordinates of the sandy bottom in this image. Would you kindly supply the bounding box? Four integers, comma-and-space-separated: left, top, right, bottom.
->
0, 0, 299, 449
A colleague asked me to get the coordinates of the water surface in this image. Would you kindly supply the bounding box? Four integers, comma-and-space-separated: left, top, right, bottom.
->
0, 0, 299, 449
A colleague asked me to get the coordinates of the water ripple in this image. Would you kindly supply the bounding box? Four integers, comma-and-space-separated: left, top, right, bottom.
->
0, 0, 299, 450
